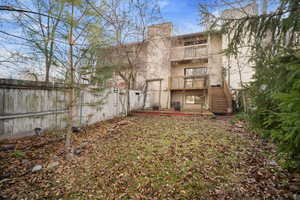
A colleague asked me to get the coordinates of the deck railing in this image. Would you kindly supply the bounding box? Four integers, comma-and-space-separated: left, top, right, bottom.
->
169, 75, 209, 90
170, 44, 208, 61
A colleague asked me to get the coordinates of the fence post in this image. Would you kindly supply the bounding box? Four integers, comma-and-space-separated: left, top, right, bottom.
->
79, 91, 83, 125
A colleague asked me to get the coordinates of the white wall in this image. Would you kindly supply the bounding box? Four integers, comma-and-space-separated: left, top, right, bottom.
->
221, 3, 257, 90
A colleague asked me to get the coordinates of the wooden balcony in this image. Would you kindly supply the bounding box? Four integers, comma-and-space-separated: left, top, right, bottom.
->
170, 44, 208, 61
169, 75, 209, 90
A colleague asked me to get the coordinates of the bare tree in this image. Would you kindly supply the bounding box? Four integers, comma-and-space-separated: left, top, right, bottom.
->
0, 0, 65, 81
90, 0, 162, 114
0, 0, 116, 159
0, 43, 39, 78
58, 0, 110, 159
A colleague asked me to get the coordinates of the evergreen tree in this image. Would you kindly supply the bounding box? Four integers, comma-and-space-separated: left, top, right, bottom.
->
221, 0, 300, 168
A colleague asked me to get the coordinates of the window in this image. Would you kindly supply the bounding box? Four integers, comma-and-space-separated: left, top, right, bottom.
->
184, 67, 207, 76
185, 95, 205, 104
184, 68, 207, 88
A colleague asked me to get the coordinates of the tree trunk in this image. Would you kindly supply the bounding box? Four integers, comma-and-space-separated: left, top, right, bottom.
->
45, 64, 50, 82
126, 87, 130, 115
66, 87, 74, 160
242, 91, 247, 113
142, 82, 148, 109
237, 60, 247, 113
65, 2, 75, 160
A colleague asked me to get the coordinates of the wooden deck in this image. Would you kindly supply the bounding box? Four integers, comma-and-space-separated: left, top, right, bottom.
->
132, 109, 213, 117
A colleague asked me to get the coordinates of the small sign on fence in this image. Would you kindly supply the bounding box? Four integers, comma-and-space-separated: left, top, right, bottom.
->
113, 87, 119, 93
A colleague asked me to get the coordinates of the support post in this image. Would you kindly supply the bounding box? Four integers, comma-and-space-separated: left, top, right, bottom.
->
159, 80, 162, 108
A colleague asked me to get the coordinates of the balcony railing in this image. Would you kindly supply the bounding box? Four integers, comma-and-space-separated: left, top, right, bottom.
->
169, 75, 209, 90
170, 44, 208, 61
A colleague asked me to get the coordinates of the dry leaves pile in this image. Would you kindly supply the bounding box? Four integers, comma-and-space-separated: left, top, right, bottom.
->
0, 115, 299, 199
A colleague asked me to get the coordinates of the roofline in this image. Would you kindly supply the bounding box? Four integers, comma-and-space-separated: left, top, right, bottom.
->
171, 30, 222, 39
172, 32, 206, 39
109, 30, 222, 48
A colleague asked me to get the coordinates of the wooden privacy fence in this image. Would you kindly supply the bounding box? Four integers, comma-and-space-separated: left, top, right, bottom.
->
0, 79, 144, 139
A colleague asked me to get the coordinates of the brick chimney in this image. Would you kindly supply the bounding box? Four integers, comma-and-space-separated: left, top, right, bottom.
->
147, 22, 173, 39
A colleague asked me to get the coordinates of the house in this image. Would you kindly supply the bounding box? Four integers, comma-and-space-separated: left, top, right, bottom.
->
102, 4, 257, 114
144, 22, 231, 113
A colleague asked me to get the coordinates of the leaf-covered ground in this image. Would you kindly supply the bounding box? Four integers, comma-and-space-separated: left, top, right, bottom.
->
0, 115, 299, 199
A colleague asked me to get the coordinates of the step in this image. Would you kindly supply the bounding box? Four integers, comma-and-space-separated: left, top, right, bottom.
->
214, 110, 228, 113
214, 99, 226, 101
214, 99, 226, 102
214, 105, 227, 108
213, 106, 227, 108
213, 104, 228, 107
213, 98, 227, 101
214, 103, 228, 106
212, 107, 228, 110
212, 96, 225, 98
213, 108, 227, 110
214, 108, 228, 111
213, 101, 227, 103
